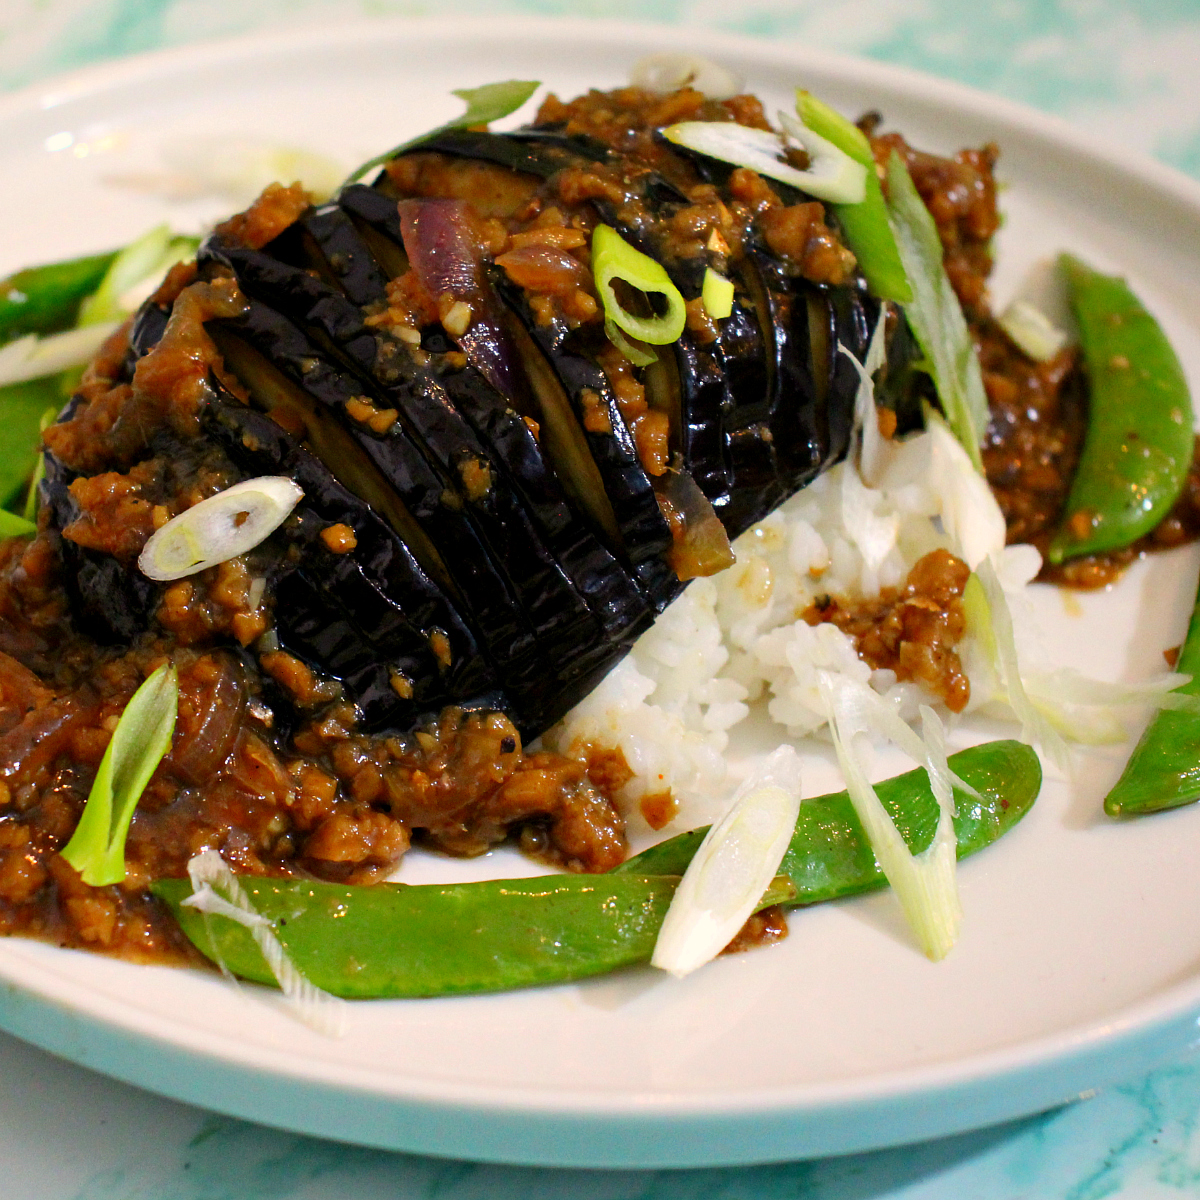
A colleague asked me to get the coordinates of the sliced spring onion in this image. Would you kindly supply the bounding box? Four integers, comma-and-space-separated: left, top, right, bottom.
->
885, 151, 989, 471
21, 405, 58, 522
604, 319, 658, 367
816, 672, 961, 960
701, 267, 734, 320
924, 408, 1007, 570
60, 664, 178, 887
138, 476, 303, 582
342, 79, 540, 187
183, 849, 347, 1036
663, 118, 866, 206
629, 53, 744, 101
972, 555, 1070, 771
651, 744, 802, 978
0, 323, 120, 387
795, 90, 912, 304
592, 224, 687, 347
998, 299, 1069, 363
0, 509, 36, 537
76, 224, 197, 328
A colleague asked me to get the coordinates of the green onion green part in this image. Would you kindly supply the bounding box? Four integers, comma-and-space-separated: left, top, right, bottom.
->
342, 79, 541, 187
0, 508, 37, 537
61, 664, 179, 887
20, 406, 57, 522
603, 319, 658, 366
76, 226, 198, 328
592, 224, 687, 348
885, 151, 989, 471
795, 90, 913, 304
701, 267, 735, 320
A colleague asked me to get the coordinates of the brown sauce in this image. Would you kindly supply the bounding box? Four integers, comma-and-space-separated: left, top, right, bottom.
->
805, 549, 972, 712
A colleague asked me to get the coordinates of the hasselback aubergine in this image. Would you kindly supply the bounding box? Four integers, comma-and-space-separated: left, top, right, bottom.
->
39, 84, 920, 741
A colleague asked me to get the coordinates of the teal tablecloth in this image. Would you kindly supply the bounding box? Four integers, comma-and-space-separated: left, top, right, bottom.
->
4, 2, 1200, 1196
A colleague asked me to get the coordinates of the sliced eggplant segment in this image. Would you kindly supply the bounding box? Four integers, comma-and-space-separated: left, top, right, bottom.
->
205, 320, 559, 730
302, 204, 390, 308
219, 216, 653, 658
219, 293, 605, 682
411, 127, 611, 178
40, 458, 158, 645
495, 275, 675, 568
202, 401, 500, 724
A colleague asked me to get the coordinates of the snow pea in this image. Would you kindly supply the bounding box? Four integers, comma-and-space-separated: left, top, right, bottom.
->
0, 250, 118, 343
152, 873, 797, 998
1104, 575, 1200, 816
151, 738, 1038, 998
619, 738, 1040, 904
1048, 254, 1193, 563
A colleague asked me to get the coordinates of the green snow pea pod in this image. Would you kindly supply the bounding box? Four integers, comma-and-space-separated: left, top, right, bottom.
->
0, 250, 118, 343
152, 873, 797, 998
1105, 575, 1200, 816
152, 739, 1038, 998
1048, 254, 1194, 564
620, 738, 1040, 903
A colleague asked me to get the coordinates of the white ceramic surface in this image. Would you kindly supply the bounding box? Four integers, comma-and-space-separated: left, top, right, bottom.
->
2, 17, 1200, 1170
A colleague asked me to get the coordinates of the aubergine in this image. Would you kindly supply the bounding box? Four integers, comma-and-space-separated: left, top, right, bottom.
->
203, 222, 655, 665
202, 401, 503, 728
205, 320, 563, 732
38, 89, 918, 747
218, 295, 611, 681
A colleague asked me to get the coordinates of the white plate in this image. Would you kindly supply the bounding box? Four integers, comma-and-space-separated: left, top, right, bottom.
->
3, 16, 1200, 1171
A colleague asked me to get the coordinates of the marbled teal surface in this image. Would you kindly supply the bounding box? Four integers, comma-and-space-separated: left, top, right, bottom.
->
3, 1, 1200, 1197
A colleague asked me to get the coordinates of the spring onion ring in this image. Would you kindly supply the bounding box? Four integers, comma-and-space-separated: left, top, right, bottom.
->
138, 476, 303, 582
591, 224, 688, 347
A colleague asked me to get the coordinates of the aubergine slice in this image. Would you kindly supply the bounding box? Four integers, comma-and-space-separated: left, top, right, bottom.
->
380, 133, 736, 524
39, 447, 159, 645
491, 277, 680, 610
209, 224, 654, 657
204, 318, 566, 733
201, 401, 502, 728
292, 205, 661, 636
256, 216, 624, 660
409, 127, 611, 178
215, 292, 612, 686
340, 180, 682, 614
299, 204, 391, 305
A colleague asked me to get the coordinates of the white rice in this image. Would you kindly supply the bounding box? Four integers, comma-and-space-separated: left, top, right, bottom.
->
544, 442, 962, 834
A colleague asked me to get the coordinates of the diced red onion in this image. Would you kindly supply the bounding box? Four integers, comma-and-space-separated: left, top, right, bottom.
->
397, 198, 521, 399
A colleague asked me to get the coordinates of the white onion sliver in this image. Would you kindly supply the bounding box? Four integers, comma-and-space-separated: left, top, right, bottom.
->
185, 850, 346, 1037
974, 556, 1070, 770
776, 110, 868, 204
651, 745, 802, 978
629, 53, 744, 101
139, 476, 303, 582
842, 314, 889, 487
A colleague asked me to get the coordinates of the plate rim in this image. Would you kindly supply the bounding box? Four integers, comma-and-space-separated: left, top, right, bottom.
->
2, 13, 1200, 1167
